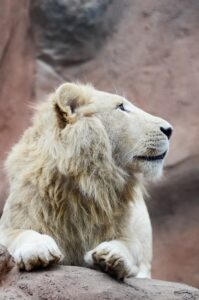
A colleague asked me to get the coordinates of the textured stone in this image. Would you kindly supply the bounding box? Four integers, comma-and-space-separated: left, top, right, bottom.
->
0, 245, 15, 282
31, 0, 123, 64
0, 263, 198, 299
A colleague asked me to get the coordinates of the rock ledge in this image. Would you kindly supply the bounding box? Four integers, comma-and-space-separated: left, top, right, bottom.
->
0, 246, 198, 300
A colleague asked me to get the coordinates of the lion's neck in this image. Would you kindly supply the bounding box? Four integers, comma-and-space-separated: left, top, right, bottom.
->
42, 163, 142, 220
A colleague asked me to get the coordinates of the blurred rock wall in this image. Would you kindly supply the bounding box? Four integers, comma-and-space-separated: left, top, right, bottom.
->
0, 0, 198, 287
0, 0, 34, 212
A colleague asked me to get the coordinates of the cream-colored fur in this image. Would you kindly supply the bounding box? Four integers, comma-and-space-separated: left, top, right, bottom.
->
0, 83, 172, 279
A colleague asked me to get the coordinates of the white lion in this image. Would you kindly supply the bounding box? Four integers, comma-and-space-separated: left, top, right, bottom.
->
0, 83, 172, 279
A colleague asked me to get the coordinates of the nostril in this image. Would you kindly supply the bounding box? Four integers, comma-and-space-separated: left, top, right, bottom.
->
160, 126, 173, 139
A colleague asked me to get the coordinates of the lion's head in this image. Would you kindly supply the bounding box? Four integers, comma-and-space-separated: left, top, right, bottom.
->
46, 83, 172, 182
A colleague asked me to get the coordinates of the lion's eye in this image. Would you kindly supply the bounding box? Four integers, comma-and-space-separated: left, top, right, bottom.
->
117, 103, 126, 111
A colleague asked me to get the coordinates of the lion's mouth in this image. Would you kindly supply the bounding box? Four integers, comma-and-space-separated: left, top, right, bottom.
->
134, 151, 167, 162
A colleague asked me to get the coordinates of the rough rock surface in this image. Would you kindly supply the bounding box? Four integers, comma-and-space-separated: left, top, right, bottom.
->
0, 246, 198, 300
0, 245, 15, 280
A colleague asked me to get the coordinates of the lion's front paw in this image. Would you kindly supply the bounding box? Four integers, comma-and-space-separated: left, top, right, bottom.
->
84, 241, 138, 280
13, 234, 63, 271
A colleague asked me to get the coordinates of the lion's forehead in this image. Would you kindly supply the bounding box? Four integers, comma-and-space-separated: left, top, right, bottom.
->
91, 90, 139, 112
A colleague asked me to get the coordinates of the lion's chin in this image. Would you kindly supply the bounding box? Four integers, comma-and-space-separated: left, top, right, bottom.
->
139, 160, 164, 181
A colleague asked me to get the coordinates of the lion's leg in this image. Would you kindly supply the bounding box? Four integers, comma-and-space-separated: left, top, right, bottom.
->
84, 199, 152, 280
0, 228, 63, 271
136, 263, 151, 278
84, 240, 141, 280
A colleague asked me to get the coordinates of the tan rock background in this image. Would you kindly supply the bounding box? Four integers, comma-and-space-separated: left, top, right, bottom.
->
0, 0, 34, 212
0, 0, 198, 288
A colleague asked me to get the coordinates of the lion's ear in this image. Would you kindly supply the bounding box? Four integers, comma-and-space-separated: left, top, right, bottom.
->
53, 83, 88, 128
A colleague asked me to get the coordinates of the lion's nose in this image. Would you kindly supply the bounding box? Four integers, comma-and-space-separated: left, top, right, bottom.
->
160, 126, 173, 140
